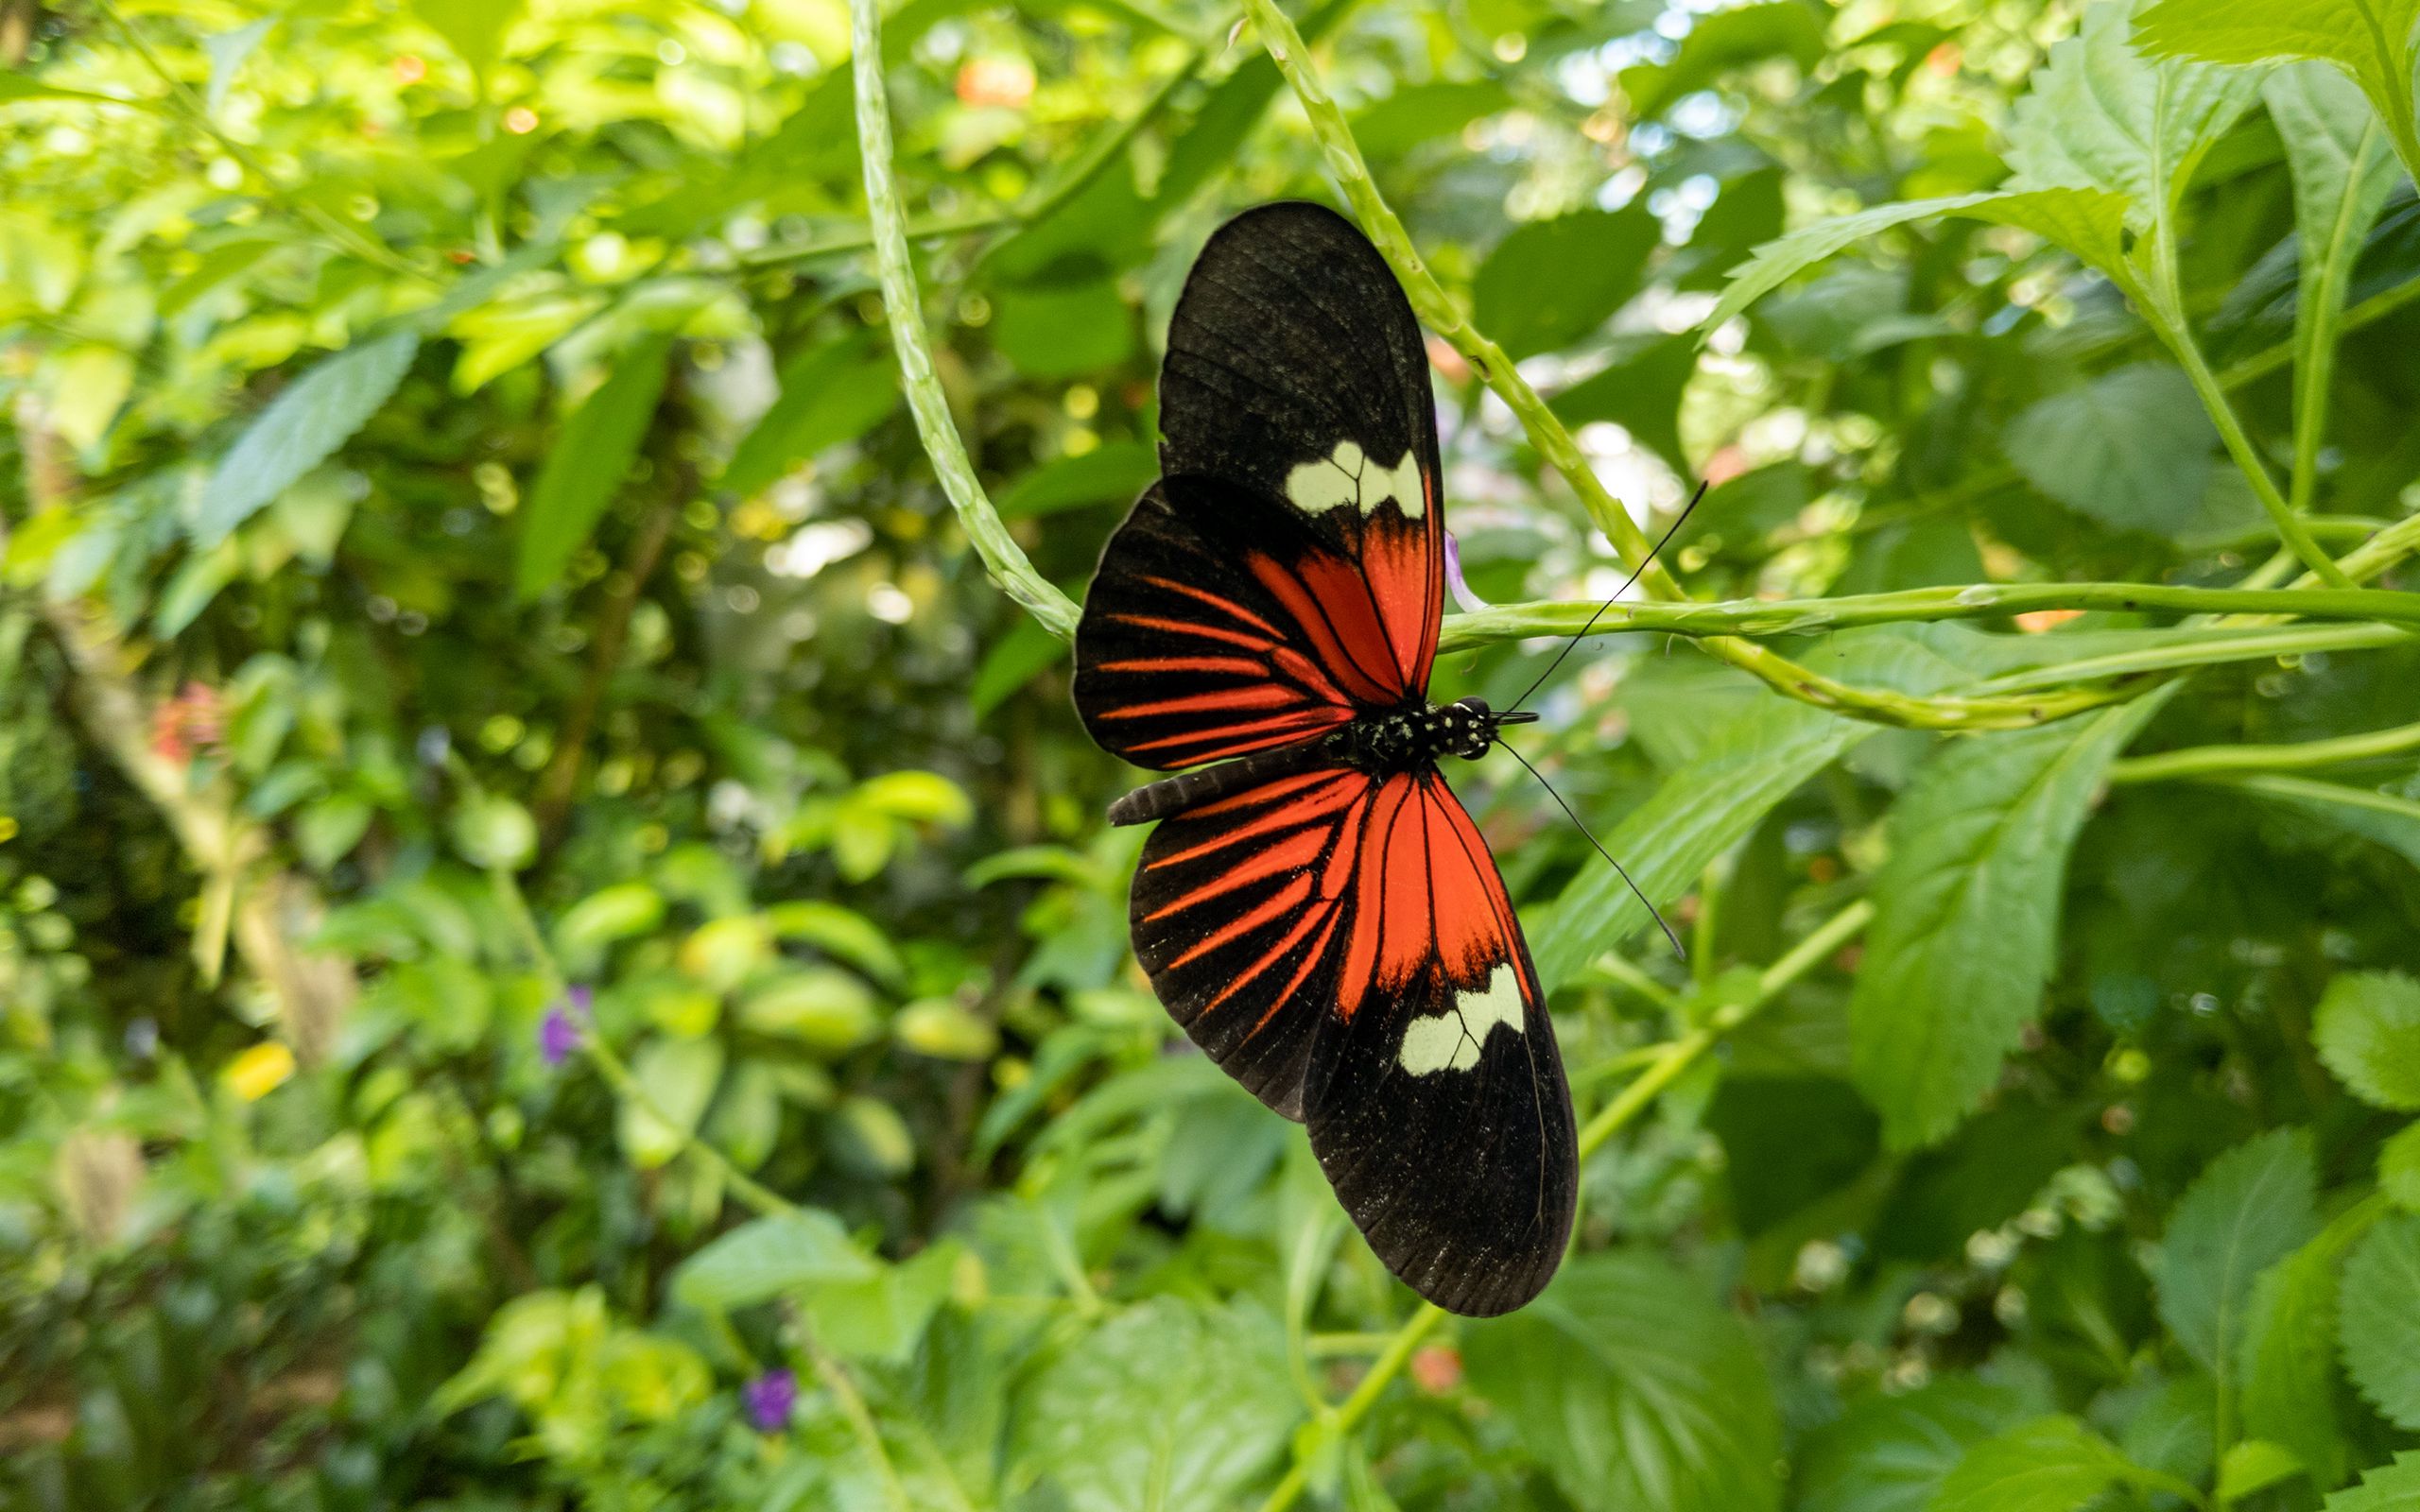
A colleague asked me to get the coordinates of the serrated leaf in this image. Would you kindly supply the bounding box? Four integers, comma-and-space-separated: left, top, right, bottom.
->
1850, 700, 2164, 1149
196, 333, 419, 548
2238, 1197, 2388, 1489
1473, 206, 1661, 358
2340, 1213, 2420, 1428
2325, 1452, 2420, 1510
2002, 363, 2216, 535
719, 334, 898, 497
2315, 971, 2420, 1108
1932, 1416, 2139, 1512
515, 335, 673, 601
2005, 1, 2268, 230
2158, 1128, 2321, 1371
671, 1209, 876, 1310
1534, 626, 1990, 988
1011, 1297, 1297, 1512
1463, 1252, 1781, 1512
1795, 1378, 2045, 1512
2137, 0, 2420, 187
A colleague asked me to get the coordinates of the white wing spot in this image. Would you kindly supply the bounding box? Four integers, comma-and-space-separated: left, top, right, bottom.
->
1397, 963, 1525, 1076
1284, 439, 1426, 518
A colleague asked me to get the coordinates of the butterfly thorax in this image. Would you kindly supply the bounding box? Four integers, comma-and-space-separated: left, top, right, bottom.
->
1333, 696, 1533, 771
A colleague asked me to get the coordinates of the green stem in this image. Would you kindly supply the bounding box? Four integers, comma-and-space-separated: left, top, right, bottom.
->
2218, 272, 2420, 388
2189, 772, 2420, 825
1256, 898, 1872, 1512
1437, 580, 2420, 651
2288, 118, 2385, 514
800, 1332, 914, 1512
1975, 622, 2402, 695
2110, 719, 2420, 784
850, 0, 1081, 641
2153, 294, 2355, 589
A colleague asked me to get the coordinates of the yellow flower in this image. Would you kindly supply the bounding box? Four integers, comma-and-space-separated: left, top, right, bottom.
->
224, 1042, 296, 1102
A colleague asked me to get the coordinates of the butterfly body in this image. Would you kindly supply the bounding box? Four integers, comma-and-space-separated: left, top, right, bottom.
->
1071, 202, 1577, 1316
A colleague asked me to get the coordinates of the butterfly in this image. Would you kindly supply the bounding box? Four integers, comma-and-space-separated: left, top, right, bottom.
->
1071, 201, 1577, 1316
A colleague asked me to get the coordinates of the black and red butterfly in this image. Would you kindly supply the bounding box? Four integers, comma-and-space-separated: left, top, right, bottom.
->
1072, 202, 1576, 1316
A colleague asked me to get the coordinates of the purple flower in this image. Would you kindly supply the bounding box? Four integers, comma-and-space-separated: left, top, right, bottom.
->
742, 1368, 797, 1432
538, 988, 591, 1066
1443, 531, 1489, 613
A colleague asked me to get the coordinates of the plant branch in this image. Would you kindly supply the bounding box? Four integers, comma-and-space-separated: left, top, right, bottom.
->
2185, 771, 2420, 825
2110, 719, 2420, 784
850, 0, 1080, 641
1438, 579, 2420, 651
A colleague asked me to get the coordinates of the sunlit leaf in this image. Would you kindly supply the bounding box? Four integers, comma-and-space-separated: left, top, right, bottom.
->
1931, 1417, 2139, 1512
672, 1209, 876, 1311
720, 333, 899, 497
2137, 0, 2420, 180
196, 332, 419, 548
2315, 971, 2420, 1108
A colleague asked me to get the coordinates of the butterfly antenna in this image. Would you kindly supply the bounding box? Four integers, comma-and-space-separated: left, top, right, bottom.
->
1506, 480, 1709, 715
1498, 740, 1685, 961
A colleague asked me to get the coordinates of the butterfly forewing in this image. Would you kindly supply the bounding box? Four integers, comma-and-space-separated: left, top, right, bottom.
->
1161, 201, 1444, 695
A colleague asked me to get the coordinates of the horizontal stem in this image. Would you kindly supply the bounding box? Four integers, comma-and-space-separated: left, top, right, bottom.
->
1438, 580, 2420, 651
2111, 719, 2420, 784
1975, 622, 2403, 694
2187, 772, 2420, 825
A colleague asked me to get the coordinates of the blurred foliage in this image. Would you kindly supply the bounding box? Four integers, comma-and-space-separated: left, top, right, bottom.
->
3, 0, 2420, 1507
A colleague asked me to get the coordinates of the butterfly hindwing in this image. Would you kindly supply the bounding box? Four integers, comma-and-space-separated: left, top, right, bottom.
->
1302, 772, 1575, 1317
1161, 201, 1443, 696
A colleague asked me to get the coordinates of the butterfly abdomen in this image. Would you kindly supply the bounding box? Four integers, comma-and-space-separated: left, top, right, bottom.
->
1106, 740, 1339, 826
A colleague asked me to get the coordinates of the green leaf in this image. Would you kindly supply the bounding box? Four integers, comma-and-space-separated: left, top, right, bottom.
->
1473, 206, 1661, 359
970, 615, 1067, 716
1547, 333, 1701, 468
990, 281, 1136, 379
413, 0, 526, 77
2383, 1121, 2420, 1211
2340, 1212, 2420, 1428
2002, 363, 2216, 535
203, 19, 274, 119
515, 335, 674, 601
617, 1036, 724, 1170
763, 900, 906, 987
2219, 1440, 2308, 1502
0, 73, 152, 108
2265, 63, 2403, 442
1850, 700, 2164, 1148
739, 968, 879, 1055
995, 440, 1158, 521
196, 333, 419, 548
1351, 79, 1513, 157
2325, 1452, 2420, 1510
2137, 0, 2420, 183
2158, 1128, 2321, 1371
1011, 1297, 1298, 1512
1702, 189, 2133, 335
1534, 626, 1985, 989
2005, 1, 2268, 230
803, 1238, 959, 1365
1619, 2, 1829, 119
1931, 1417, 2139, 1512
1795, 1378, 2045, 1512
719, 334, 899, 497
1463, 1252, 1782, 1512
671, 1209, 876, 1310
2238, 1197, 2388, 1489
2315, 971, 2420, 1108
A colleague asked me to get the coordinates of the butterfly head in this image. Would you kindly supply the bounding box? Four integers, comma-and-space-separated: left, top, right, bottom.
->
1445, 696, 1537, 760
